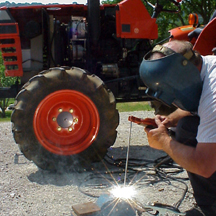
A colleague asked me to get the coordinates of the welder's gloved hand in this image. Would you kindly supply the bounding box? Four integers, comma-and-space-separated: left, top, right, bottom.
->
188, 27, 203, 40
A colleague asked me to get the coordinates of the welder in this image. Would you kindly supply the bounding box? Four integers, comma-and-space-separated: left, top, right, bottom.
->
139, 40, 216, 216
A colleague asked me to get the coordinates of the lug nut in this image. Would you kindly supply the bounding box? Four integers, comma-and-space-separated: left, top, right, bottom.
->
58, 108, 63, 112
69, 109, 73, 113
57, 126, 62, 131
52, 117, 56, 121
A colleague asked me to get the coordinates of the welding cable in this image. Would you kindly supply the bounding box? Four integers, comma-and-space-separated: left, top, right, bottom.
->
103, 155, 160, 183
78, 169, 188, 211
78, 165, 178, 198
154, 167, 189, 209
154, 155, 174, 168
108, 153, 189, 210
104, 153, 188, 188
105, 153, 181, 171
152, 167, 189, 209
78, 152, 189, 210
77, 165, 159, 198
153, 155, 187, 178
105, 153, 156, 164
104, 154, 157, 168
104, 154, 186, 179
78, 170, 132, 198
136, 205, 163, 216
151, 163, 184, 177
155, 165, 186, 177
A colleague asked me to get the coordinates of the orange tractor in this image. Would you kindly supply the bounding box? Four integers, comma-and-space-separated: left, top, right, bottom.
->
0, 0, 213, 171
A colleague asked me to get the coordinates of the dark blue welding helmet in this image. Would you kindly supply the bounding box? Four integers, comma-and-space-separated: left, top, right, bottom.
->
139, 45, 203, 112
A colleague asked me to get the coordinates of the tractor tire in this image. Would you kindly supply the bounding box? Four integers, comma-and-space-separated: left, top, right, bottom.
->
11, 67, 119, 171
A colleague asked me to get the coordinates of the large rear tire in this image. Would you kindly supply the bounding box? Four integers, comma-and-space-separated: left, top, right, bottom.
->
11, 67, 119, 171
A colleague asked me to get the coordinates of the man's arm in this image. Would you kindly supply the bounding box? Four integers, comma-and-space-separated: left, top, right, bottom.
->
158, 108, 191, 127
145, 115, 216, 178
165, 139, 216, 178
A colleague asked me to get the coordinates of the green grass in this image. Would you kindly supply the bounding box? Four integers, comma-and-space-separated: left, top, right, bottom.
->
0, 102, 152, 122
0, 98, 14, 122
8, 98, 15, 104
116, 101, 153, 112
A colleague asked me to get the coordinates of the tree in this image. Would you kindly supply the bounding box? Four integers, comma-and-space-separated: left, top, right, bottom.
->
101, 0, 121, 3
181, 0, 216, 24
0, 53, 17, 118
101, 0, 216, 42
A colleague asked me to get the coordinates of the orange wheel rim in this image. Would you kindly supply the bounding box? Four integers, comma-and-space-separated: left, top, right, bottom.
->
33, 90, 100, 155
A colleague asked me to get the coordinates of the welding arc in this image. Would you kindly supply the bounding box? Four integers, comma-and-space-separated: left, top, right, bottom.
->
78, 167, 188, 214
106, 153, 188, 208
78, 153, 188, 208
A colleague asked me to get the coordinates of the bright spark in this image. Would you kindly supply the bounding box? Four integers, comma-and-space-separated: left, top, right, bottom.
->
110, 185, 137, 200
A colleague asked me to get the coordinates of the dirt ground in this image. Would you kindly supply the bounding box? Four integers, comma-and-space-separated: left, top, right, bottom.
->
0, 111, 196, 216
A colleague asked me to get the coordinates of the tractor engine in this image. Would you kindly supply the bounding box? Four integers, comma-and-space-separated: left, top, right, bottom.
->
67, 16, 86, 62
0, 0, 158, 101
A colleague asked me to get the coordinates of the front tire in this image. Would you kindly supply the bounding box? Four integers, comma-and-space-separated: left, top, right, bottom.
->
11, 67, 119, 171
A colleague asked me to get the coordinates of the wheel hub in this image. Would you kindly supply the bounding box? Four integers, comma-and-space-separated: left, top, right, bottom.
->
56, 111, 74, 128
33, 90, 100, 155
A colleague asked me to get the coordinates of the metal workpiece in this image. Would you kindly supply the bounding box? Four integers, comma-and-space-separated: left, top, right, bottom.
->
94, 194, 186, 216
141, 202, 186, 216
95, 193, 143, 216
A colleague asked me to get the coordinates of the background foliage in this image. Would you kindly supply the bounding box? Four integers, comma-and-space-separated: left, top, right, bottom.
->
0, 54, 17, 88
102, 0, 216, 42
181, 0, 216, 24
0, 54, 17, 117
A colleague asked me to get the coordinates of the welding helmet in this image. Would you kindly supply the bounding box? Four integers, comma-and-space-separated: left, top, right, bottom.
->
139, 45, 203, 112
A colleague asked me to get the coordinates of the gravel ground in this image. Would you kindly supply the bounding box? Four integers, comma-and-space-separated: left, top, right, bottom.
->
0, 111, 196, 216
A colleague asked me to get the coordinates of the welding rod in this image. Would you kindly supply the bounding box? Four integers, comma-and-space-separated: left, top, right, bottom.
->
124, 121, 132, 186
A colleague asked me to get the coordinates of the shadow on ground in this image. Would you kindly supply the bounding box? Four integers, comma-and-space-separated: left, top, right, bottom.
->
26, 145, 166, 189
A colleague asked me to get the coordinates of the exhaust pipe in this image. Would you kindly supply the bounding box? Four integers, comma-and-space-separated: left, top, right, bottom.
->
88, 0, 100, 46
